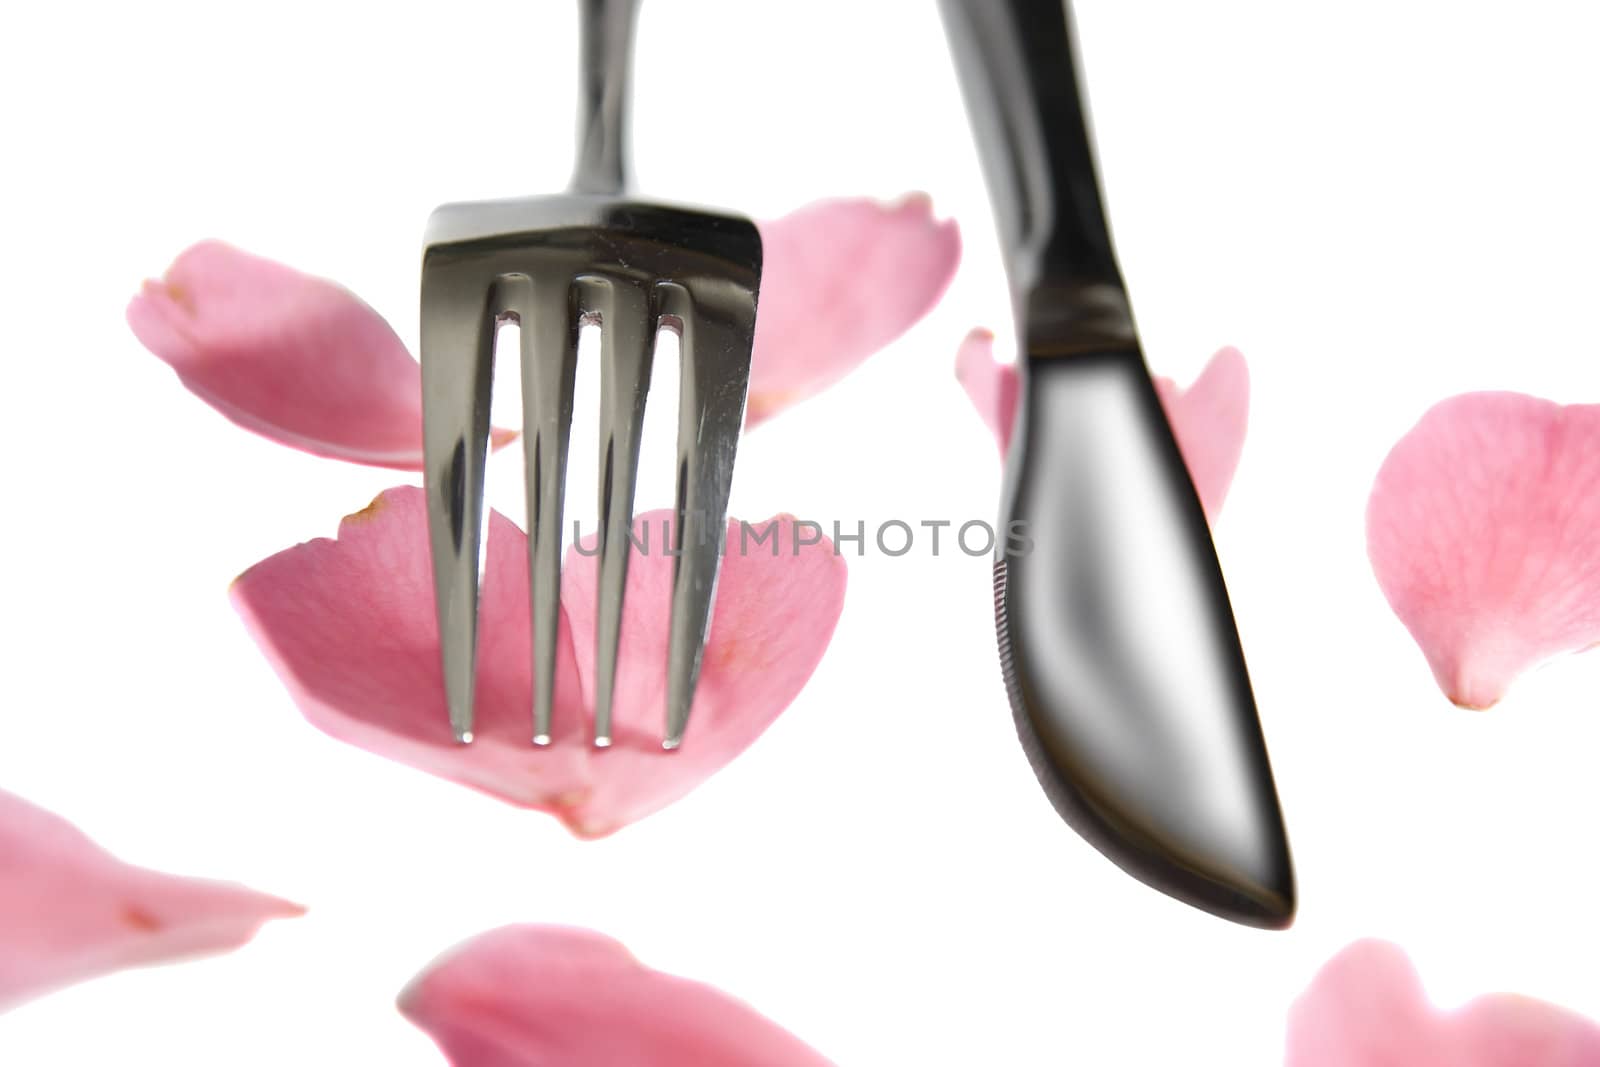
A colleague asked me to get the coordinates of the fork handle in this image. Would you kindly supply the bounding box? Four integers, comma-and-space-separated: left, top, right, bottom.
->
571, 0, 640, 195
938, 0, 1123, 302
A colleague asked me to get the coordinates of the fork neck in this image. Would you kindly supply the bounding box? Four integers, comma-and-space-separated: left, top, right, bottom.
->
570, 0, 640, 196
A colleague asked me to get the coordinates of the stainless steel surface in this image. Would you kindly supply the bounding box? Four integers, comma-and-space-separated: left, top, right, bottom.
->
941, 0, 1296, 927
420, 0, 761, 748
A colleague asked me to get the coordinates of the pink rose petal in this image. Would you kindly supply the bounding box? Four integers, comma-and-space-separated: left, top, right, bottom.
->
559, 513, 847, 836
127, 241, 515, 469
399, 925, 836, 1067
1366, 391, 1600, 709
132, 196, 957, 462
954, 328, 1019, 451
231, 487, 593, 809
954, 331, 1250, 521
0, 788, 302, 1013
747, 195, 961, 426
231, 488, 846, 837
1286, 939, 1600, 1067
1150, 346, 1250, 521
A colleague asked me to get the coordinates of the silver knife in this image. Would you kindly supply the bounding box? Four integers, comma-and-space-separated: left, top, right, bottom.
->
940, 0, 1296, 928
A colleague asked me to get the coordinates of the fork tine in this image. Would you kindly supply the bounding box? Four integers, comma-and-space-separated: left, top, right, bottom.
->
513, 276, 580, 746
590, 277, 656, 746
420, 267, 497, 743
662, 291, 757, 749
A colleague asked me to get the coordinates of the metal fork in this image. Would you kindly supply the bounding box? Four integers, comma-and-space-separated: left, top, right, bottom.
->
420, 0, 761, 750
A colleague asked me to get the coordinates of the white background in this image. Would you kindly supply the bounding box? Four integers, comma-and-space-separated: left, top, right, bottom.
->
4, 1, 1600, 1063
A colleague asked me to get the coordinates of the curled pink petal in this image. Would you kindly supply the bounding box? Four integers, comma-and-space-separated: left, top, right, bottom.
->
399, 925, 835, 1067
955, 332, 1249, 521
559, 512, 848, 837
747, 195, 961, 426
231, 487, 593, 812
127, 241, 515, 469
1366, 391, 1600, 708
231, 490, 846, 837
1287, 939, 1600, 1067
0, 789, 302, 1013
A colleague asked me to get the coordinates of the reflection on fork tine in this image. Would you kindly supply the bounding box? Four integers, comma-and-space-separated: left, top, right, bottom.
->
591, 276, 655, 746
420, 268, 495, 743
663, 289, 757, 749
510, 276, 579, 747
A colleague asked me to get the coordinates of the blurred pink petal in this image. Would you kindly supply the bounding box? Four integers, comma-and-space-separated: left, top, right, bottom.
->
399, 925, 835, 1067
232, 488, 846, 837
0, 789, 302, 1013
747, 195, 960, 426
126, 241, 515, 469
132, 199, 954, 459
1287, 939, 1600, 1067
954, 328, 1018, 451
1366, 391, 1600, 709
1151, 346, 1250, 520
954, 332, 1249, 521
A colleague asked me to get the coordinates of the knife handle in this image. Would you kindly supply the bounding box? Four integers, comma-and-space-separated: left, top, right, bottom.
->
938, 0, 1122, 298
